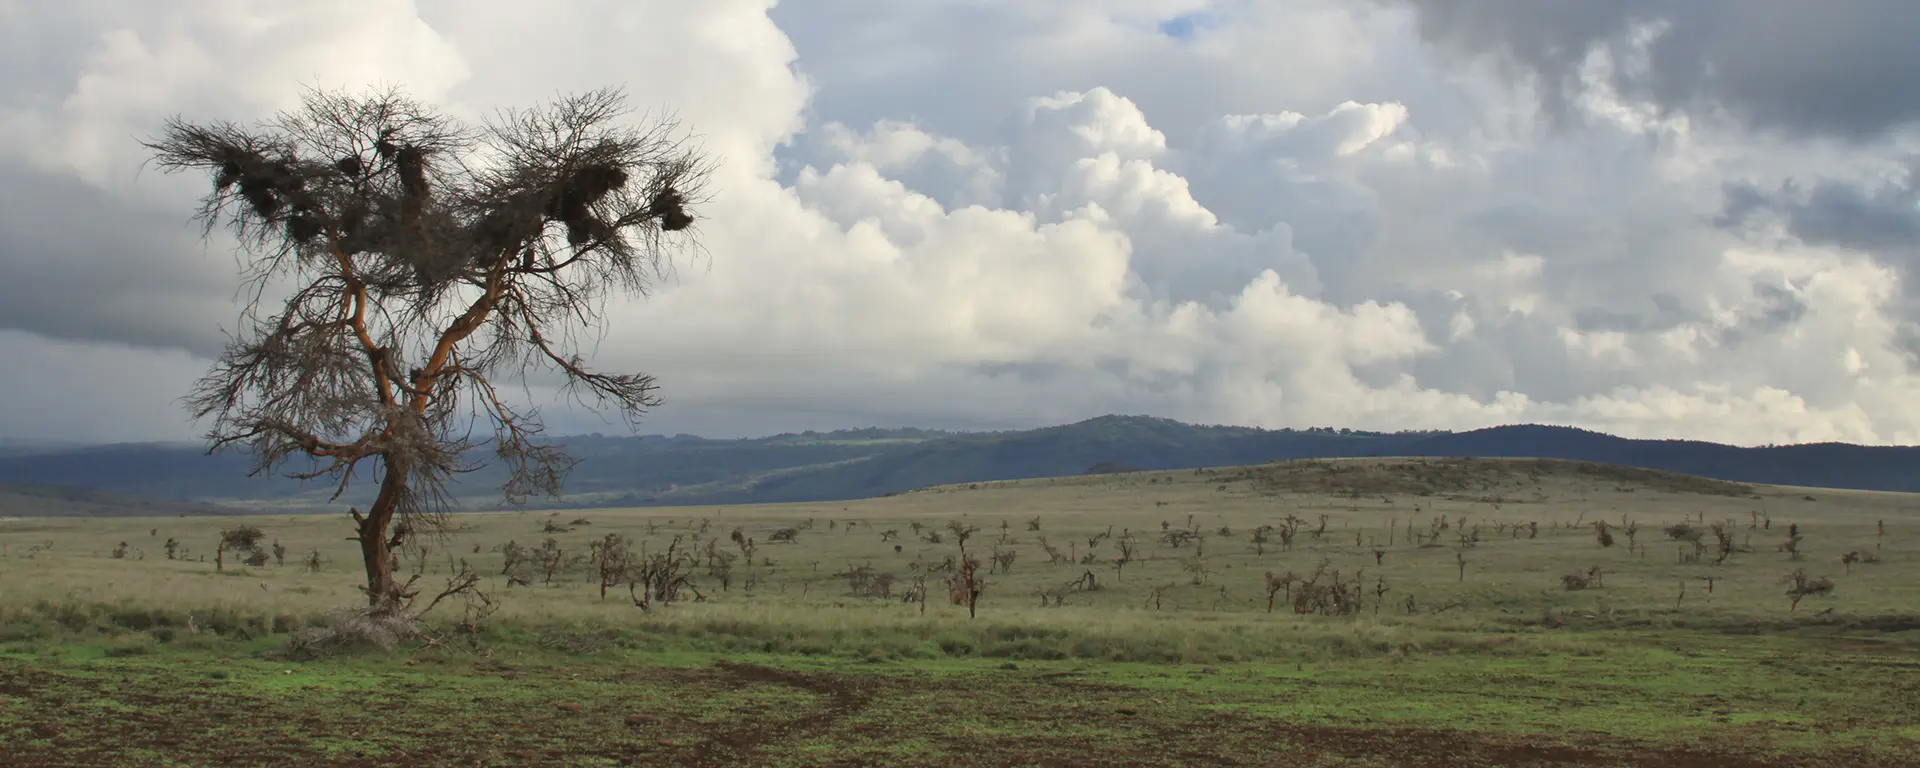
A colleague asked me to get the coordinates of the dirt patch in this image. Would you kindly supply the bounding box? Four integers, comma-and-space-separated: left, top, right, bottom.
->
682, 660, 874, 766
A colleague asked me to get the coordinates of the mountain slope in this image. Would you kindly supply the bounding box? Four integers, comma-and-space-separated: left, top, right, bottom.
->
3, 417, 1919, 513
1402, 425, 1920, 492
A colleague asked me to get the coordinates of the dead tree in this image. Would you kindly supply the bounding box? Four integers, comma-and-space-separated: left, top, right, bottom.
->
1113, 538, 1137, 580
146, 87, 710, 616
945, 523, 985, 618
630, 537, 702, 611
1263, 570, 1297, 612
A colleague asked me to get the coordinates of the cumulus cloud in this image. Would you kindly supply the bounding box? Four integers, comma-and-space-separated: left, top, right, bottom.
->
2, 0, 1918, 447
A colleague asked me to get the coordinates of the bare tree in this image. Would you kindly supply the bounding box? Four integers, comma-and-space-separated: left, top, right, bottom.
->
145, 87, 709, 615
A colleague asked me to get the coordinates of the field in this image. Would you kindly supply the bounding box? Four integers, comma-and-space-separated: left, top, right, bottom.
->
3, 457, 1919, 766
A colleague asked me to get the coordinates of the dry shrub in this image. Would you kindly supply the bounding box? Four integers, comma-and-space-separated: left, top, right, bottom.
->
1782, 569, 1835, 612
1779, 533, 1805, 560
285, 608, 419, 656
1036, 570, 1101, 607
1263, 570, 1297, 612
1290, 562, 1360, 616
1841, 550, 1880, 572
217, 526, 268, 571
1665, 523, 1704, 543
589, 534, 635, 599
837, 565, 896, 598
629, 537, 702, 611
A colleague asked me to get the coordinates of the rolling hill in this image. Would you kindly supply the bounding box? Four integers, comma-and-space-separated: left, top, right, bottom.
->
2, 417, 1919, 515
0, 483, 246, 519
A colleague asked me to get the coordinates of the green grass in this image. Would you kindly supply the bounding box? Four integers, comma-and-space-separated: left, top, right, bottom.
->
4, 457, 1920, 765
3, 634, 1916, 766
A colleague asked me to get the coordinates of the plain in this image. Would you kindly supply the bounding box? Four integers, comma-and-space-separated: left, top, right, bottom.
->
3, 457, 1918, 766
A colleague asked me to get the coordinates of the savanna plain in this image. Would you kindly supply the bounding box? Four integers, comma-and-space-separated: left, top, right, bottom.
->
3, 457, 1918, 767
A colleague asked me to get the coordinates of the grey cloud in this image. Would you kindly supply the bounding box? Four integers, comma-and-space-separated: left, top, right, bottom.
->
1716, 162, 1920, 298
1393, 0, 1920, 141
1570, 292, 1697, 336
0, 160, 239, 356
1714, 283, 1809, 347
1893, 322, 1920, 372
1720, 165, 1920, 254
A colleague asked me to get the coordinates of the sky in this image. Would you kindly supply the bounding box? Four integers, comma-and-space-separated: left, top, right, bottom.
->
3, 1, 1920, 446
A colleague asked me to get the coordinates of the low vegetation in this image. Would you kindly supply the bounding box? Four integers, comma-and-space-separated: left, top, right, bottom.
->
2, 457, 1917, 765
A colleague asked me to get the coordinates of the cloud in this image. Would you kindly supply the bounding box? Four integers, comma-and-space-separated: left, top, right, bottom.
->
0, 330, 208, 442
2, 0, 1919, 449
1386, 0, 1920, 142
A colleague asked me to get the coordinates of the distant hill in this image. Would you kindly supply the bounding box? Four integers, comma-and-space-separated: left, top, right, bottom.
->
3, 417, 1919, 515
0, 483, 245, 518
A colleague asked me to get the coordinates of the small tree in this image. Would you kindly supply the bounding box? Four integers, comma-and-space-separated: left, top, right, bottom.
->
1782, 569, 1834, 612
1113, 538, 1137, 580
145, 87, 709, 615
946, 523, 985, 618
217, 526, 267, 571
589, 533, 635, 600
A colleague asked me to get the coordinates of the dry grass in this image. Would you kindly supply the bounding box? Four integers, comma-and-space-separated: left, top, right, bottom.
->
2, 457, 1916, 659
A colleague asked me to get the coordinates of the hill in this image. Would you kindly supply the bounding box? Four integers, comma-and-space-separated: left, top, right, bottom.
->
2, 417, 1919, 513
0, 483, 245, 518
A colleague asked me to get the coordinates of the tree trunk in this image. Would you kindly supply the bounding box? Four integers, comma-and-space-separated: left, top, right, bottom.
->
356, 457, 410, 615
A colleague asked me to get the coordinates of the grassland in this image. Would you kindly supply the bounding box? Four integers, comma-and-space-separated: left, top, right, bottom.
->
3, 457, 1919, 766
